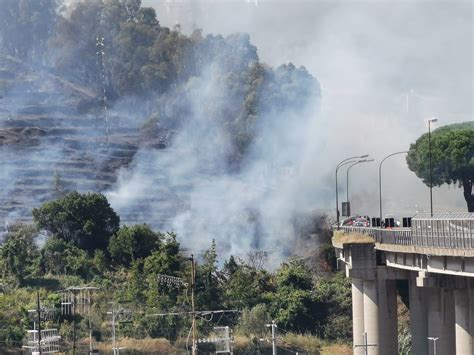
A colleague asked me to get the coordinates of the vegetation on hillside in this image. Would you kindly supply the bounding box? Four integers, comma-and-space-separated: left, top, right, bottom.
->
0, 192, 351, 353
0, 0, 319, 167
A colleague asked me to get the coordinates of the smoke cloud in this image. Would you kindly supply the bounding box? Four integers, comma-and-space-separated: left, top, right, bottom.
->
107, 47, 321, 262
1, 0, 471, 263
141, 0, 472, 217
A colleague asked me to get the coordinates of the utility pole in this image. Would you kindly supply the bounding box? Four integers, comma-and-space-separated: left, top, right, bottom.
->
107, 301, 132, 355
72, 291, 76, 355
427, 337, 439, 355
111, 305, 117, 355
266, 320, 277, 355
190, 254, 197, 355
60, 286, 99, 354
271, 321, 277, 355
88, 302, 92, 355
36, 291, 42, 355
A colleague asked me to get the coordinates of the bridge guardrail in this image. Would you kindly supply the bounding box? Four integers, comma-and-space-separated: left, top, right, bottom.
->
336, 213, 474, 249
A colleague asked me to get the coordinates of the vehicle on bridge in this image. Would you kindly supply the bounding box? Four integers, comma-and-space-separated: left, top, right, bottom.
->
340, 215, 371, 227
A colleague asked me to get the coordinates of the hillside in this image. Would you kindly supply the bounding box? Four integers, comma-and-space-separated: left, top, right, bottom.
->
0, 0, 321, 262
0, 54, 141, 230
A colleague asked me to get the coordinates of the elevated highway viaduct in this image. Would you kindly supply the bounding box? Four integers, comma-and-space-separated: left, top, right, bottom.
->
333, 212, 474, 355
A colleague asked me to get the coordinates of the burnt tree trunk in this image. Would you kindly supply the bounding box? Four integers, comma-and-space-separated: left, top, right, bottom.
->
463, 178, 473, 212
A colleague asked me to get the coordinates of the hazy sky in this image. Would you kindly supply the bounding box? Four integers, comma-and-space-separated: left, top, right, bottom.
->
139, 0, 473, 216
144, 0, 472, 105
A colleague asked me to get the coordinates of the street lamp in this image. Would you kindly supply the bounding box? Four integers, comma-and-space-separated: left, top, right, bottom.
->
346, 159, 375, 203
428, 118, 438, 217
427, 337, 439, 355
336, 155, 369, 229
379, 151, 410, 228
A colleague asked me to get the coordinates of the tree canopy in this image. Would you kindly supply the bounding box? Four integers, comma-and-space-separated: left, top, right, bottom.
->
0, 0, 61, 60
0, 0, 319, 166
32, 191, 120, 252
406, 121, 474, 211
1, 191, 347, 352
108, 224, 162, 266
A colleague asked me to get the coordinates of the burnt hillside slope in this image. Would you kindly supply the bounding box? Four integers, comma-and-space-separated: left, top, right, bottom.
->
0, 54, 141, 230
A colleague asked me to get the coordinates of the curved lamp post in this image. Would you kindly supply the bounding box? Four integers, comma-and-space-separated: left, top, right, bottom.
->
379, 151, 410, 228
336, 155, 369, 229
346, 159, 375, 203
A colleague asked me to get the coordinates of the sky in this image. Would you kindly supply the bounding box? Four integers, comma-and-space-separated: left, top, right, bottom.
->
142, 0, 473, 216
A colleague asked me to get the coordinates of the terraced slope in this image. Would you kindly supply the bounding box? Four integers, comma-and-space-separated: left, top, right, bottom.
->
0, 55, 141, 229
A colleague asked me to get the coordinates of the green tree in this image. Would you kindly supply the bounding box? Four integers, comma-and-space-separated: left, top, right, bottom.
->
223, 256, 273, 309
267, 260, 317, 333
143, 233, 181, 276
196, 240, 223, 311
32, 191, 120, 253
238, 303, 271, 338
39, 237, 93, 279
0, 0, 61, 60
312, 272, 352, 341
0, 226, 38, 285
0, 289, 31, 351
406, 122, 474, 211
108, 224, 162, 266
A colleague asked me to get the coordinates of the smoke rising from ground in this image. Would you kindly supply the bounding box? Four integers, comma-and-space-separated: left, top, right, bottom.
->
1, 1, 471, 262
107, 47, 321, 262
143, 0, 472, 217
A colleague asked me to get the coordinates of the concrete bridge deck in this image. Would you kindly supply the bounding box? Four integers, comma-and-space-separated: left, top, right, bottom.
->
333, 212, 474, 355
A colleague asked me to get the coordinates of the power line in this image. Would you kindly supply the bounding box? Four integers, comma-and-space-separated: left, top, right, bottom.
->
145, 309, 241, 318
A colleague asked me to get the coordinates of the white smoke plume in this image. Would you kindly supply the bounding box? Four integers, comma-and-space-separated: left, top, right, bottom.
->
108, 0, 473, 259
141, 0, 472, 217
107, 53, 321, 262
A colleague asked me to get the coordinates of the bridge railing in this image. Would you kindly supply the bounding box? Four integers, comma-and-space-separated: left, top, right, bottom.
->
412, 216, 474, 249
337, 226, 413, 246
336, 213, 474, 249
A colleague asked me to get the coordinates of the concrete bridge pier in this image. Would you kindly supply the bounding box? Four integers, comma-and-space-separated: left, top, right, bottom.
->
455, 288, 473, 354
352, 278, 365, 350
378, 279, 398, 354
426, 288, 455, 355
352, 277, 398, 355
409, 279, 428, 355
363, 279, 379, 355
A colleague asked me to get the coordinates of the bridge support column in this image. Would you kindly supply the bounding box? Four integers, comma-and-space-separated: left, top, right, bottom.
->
455, 288, 473, 354
428, 288, 455, 355
409, 279, 428, 355
363, 280, 379, 355
443, 289, 456, 354
352, 278, 365, 352
378, 279, 397, 355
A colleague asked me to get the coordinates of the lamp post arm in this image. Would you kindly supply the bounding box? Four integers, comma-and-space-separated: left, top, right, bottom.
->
378, 151, 410, 227
346, 161, 361, 205
335, 154, 368, 229
337, 156, 365, 170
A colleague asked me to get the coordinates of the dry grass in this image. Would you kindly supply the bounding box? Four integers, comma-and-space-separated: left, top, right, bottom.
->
332, 230, 375, 245
320, 343, 352, 354
96, 337, 177, 353
233, 334, 252, 348
282, 333, 322, 354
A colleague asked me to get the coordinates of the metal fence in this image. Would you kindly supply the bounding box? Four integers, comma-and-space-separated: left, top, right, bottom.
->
412, 213, 474, 249
337, 213, 474, 249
